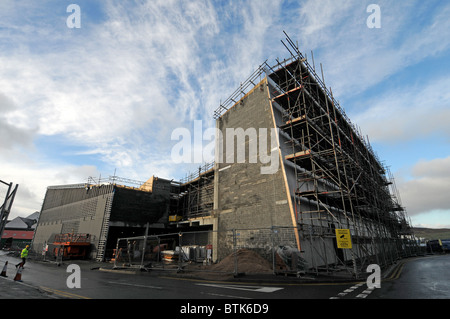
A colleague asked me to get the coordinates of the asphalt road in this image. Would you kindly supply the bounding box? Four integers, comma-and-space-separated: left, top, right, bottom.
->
327, 254, 450, 299
2, 252, 450, 301
0, 252, 351, 300
371, 254, 450, 299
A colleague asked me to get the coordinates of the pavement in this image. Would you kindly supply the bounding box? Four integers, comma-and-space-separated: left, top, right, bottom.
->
0, 276, 59, 299
0, 254, 106, 299
0, 253, 412, 299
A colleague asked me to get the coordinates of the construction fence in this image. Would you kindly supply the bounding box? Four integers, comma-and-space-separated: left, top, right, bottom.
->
112, 227, 306, 277
110, 226, 422, 278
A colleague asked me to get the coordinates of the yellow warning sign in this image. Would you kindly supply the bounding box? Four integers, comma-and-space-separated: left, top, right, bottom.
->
335, 229, 352, 249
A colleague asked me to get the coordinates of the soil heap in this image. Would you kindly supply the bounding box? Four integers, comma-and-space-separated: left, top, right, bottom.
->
210, 248, 272, 274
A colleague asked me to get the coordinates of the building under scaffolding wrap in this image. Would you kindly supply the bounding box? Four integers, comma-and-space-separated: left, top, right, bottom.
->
32, 34, 416, 278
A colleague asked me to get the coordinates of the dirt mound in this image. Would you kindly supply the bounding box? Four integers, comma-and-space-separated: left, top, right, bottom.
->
211, 249, 272, 274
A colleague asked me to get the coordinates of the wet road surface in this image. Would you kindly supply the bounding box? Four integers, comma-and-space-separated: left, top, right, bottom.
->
371, 254, 450, 299
2, 251, 450, 300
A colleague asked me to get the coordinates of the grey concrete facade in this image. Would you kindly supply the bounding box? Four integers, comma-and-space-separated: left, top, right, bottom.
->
32, 184, 114, 259
32, 179, 173, 261
215, 80, 293, 231
213, 79, 300, 261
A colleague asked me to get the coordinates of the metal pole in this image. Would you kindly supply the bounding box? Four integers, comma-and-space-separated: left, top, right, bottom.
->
159, 236, 163, 270
233, 229, 238, 276
141, 222, 149, 269
114, 238, 119, 269
271, 227, 276, 275
178, 232, 183, 272
0, 181, 12, 241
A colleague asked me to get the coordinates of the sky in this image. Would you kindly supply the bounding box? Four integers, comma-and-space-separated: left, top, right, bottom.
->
0, 0, 449, 229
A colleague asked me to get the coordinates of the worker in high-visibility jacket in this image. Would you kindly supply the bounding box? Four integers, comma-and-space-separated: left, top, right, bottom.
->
16, 245, 29, 268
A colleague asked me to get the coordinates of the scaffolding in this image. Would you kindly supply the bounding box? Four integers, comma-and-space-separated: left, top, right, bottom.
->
265, 33, 416, 276
174, 162, 215, 220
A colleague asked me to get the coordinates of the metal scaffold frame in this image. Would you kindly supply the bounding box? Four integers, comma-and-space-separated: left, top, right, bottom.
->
266, 32, 417, 277
175, 162, 215, 220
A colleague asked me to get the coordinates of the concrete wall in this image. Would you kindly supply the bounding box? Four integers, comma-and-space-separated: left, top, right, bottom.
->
32, 181, 172, 259
32, 185, 114, 257
214, 79, 295, 260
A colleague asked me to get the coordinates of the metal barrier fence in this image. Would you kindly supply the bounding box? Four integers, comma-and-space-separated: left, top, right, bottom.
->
112, 227, 309, 277
18, 226, 424, 279
113, 232, 217, 272
111, 226, 425, 278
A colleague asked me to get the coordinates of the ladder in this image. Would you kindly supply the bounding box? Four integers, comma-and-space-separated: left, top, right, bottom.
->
96, 189, 114, 262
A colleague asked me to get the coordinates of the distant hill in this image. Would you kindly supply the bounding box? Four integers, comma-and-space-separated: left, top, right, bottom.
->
412, 227, 450, 240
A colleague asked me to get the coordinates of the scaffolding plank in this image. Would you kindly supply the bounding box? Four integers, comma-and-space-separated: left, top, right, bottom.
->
285, 149, 311, 161
273, 86, 302, 100
285, 115, 306, 125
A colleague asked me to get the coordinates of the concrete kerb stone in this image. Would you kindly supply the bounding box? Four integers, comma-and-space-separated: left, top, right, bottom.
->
379, 255, 431, 281
380, 261, 401, 281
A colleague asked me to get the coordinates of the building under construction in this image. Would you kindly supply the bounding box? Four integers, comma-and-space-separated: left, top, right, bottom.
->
211, 34, 414, 274
33, 176, 178, 261
32, 35, 415, 276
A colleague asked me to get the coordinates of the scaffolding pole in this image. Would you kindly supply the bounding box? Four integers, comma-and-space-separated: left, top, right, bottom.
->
266, 33, 415, 277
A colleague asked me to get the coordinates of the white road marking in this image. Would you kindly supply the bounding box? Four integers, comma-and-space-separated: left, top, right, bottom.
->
196, 283, 283, 293
329, 282, 370, 299
107, 281, 162, 289
343, 289, 354, 293
200, 292, 252, 299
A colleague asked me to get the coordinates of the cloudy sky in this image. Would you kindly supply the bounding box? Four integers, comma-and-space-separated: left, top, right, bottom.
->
0, 0, 449, 228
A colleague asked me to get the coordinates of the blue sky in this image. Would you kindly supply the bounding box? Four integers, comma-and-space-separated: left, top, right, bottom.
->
0, 0, 449, 229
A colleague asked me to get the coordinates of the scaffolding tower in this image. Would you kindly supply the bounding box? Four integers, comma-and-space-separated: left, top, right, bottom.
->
265, 33, 415, 276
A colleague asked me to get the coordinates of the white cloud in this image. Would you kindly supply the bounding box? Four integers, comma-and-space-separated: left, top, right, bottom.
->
1, 0, 284, 218
298, 0, 355, 38
351, 75, 450, 143
1, 0, 224, 173
293, 1, 450, 97
396, 156, 450, 216
411, 210, 450, 229
0, 92, 37, 150
1, 160, 100, 220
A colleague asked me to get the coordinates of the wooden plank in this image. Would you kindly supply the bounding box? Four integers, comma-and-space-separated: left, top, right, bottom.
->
285, 149, 311, 160
273, 85, 302, 100
285, 115, 306, 125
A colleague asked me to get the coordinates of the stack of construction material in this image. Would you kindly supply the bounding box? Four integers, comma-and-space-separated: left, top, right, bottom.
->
275, 246, 308, 274
161, 250, 179, 262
